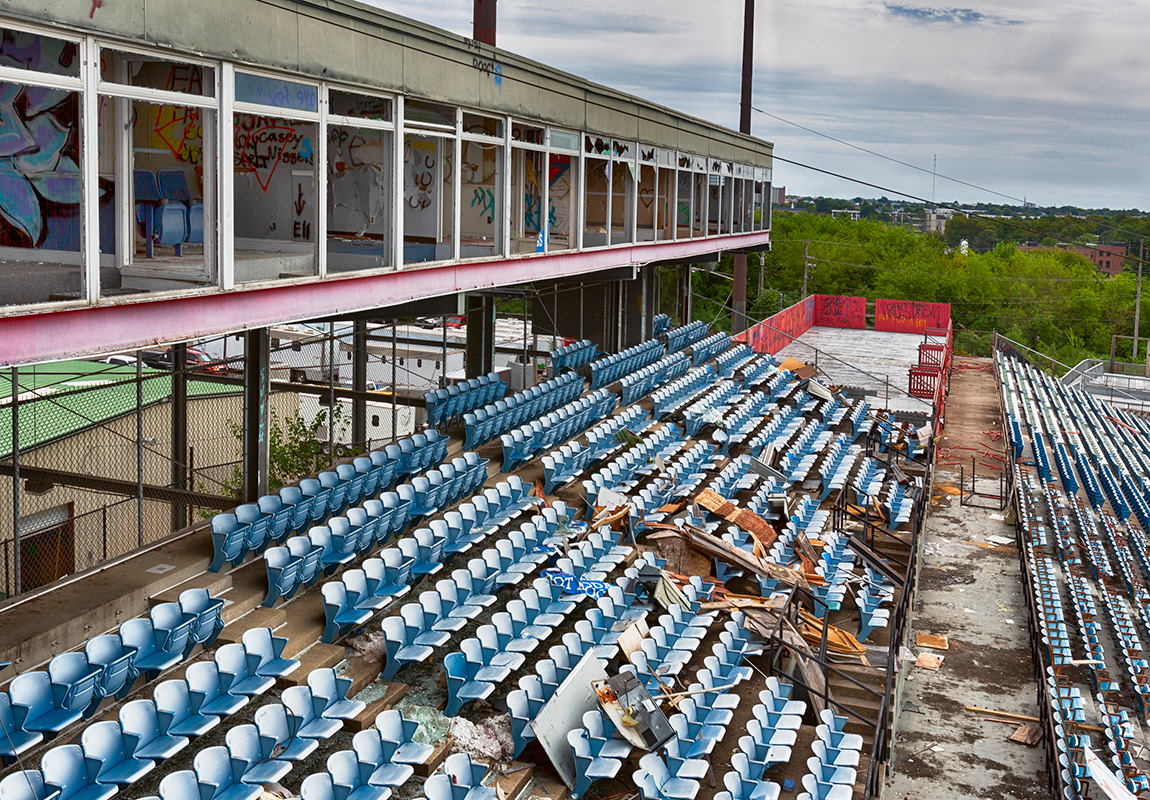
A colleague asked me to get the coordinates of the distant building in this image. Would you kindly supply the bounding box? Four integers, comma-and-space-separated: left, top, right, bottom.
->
1018, 242, 1128, 276
831, 209, 860, 221
772, 186, 786, 205
921, 210, 949, 233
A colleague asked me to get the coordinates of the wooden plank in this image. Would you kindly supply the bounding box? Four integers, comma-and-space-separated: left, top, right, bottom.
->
916, 633, 949, 650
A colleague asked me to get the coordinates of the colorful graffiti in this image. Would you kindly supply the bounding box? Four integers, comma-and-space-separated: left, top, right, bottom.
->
0, 32, 82, 249
874, 299, 951, 334
735, 297, 815, 355
813, 295, 866, 329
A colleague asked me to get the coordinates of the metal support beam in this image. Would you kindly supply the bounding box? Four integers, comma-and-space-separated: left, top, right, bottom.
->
170, 342, 188, 532
733, 0, 755, 334
242, 328, 270, 503
679, 264, 693, 326
465, 294, 495, 378
10, 366, 19, 596
0, 463, 234, 510
352, 321, 368, 448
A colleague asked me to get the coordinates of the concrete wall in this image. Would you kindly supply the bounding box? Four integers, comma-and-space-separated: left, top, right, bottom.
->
5, 0, 771, 168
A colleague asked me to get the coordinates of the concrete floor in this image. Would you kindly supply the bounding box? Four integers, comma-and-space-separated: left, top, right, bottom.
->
778, 326, 934, 416
886, 358, 1048, 799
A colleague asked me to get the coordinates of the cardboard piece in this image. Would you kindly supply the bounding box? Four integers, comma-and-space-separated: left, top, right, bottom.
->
916, 633, 950, 651
916, 653, 944, 670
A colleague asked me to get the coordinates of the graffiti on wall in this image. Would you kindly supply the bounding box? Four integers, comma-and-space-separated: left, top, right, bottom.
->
813, 295, 866, 329
735, 297, 815, 355
0, 32, 81, 248
235, 116, 313, 191
874, 299, 951, 334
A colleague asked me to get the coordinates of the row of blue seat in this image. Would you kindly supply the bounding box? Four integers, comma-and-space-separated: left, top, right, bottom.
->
714, 343, 755, 378
0, 589, 225, 766
619, 352, 689, 406
652, 313, 671, 335
0, 628, 299, 799
663, 320, 709, 354
211, 430, 450, 572
688, 331, 731, 367
424, 372, 507, 430
550, 339, 598, 373
463, 372, 583, 450
589, 339, 663, 390
500, 389, 616, 472
652, 367, 713, 420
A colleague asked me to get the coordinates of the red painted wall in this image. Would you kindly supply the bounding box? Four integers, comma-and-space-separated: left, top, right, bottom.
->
813, 295, 866, 329
874, 299, 950, 334
735, 297, 815, 354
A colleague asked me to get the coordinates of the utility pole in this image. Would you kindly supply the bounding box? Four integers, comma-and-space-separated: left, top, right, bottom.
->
1135, 238, 1144, 361
731, 0, 754, 334
802, 240, 810, 298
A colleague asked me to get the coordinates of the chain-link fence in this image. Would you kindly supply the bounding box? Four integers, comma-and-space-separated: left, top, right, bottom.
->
0, 306, 565, 601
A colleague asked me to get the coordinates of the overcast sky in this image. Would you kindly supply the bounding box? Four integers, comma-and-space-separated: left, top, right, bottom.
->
367, 0, 1148, 211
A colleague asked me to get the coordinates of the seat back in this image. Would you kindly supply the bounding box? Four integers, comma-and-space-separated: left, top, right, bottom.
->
81, 720, 130, 778
0, 771, 48, 800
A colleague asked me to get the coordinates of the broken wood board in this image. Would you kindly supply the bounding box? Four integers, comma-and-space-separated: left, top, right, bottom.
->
739, 605, 828, 717
963, 705, 1103, 733
915, 653, 944, 670
645, 523, 813, 590
916, 633, 950, 651
1008, 724, 1042, 747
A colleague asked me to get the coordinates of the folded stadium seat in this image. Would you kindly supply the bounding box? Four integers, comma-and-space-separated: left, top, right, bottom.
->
444, 650, 495, 716
360, 500, 395, 548
474, 627, 526, 676
84, 635, 138, 706
437, 753, 495, 800
329, 515, 371, 558
178, 588, 225, 654
277, 486, 314, 537
234, 503, 270, 557
257, 494, 293, 543
118, 699, 188, 762
263, 546, 302, 607
209, 513, 246, 572
184, 661, 248, 718
134, 170, 186, 259
300, 478, 331, 524
285, 535, 324, 589
337, 462, 366, 509
379, 617, 433, 681
46, 651, 102, 719
379, 492, 410, 537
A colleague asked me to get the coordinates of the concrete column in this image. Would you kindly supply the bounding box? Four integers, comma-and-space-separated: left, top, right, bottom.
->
465, 295, 496, 377
242, 329, 270, 502
679, 264, 693, 325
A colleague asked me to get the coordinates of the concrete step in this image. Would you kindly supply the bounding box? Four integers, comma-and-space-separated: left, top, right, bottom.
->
216, 606, 287, 645
275, 643, 345, 689
414, 737, 454, 778
149, 571, 233, 607
342, 681, 409, 732
342, 654, 383, 697
278, 604, 329, 659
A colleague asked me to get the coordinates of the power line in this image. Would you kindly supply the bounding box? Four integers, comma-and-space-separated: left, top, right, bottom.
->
802, 254, 1116, 283
768, 153, 1150, 269
751, 106, 1027, 205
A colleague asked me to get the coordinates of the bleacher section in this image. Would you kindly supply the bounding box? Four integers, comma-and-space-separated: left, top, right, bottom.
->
1000, 348, 1150, 798
0, 319, 929, 800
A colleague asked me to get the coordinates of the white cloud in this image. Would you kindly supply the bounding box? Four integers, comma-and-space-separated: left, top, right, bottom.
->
364, 0, 1150, 209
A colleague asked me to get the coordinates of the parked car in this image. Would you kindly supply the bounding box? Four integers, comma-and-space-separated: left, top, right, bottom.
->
139, 347, 224, 373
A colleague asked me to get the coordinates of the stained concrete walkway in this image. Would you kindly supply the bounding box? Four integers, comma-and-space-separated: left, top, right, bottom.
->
886, 358, 1048, 799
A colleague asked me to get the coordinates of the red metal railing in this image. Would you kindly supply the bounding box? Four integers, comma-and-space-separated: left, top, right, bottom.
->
907, 321, 953, 433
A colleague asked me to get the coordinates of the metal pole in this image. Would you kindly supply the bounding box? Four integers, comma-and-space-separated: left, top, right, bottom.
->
442, 316, 448, 389
1135, 238, 1144, 361
136, 354, 144, 547
171, 342, 187, 532
11, 367, 19, 596
473, 0, 496, 46
391, 323, 398, 439
739, 0, 755, 134
523, 296, 529, 389
328, 322, 336, 463
803, 241, 810, 298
